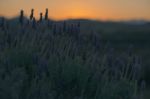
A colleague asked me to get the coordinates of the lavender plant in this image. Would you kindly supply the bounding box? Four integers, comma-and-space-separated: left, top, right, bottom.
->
39, 13, 43, 22
30, 9, 34, 21
0, 9, 148, 99
19, 10, 24, 26
45, 8, 48, 20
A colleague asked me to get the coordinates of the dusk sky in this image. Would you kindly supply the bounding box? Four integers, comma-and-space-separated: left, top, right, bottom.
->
0, 0, 150, 20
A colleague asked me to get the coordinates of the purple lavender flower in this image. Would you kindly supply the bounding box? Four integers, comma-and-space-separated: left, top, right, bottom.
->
45, 8, 48, 20
30, 9, 34, 20
19, 9, 24, 26
32, 17, 36, 29
39, 12, 43, 22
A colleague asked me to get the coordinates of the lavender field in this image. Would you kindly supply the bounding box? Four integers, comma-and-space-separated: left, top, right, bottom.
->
0, 9, 150, 99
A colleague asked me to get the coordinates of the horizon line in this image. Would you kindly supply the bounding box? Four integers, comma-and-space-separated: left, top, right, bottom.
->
1, 15, 150, 22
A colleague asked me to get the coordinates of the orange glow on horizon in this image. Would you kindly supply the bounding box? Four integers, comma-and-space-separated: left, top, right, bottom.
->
0, 0, 150, 21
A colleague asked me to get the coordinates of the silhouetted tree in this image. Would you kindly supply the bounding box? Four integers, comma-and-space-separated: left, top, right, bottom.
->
30, 9, 34, 20
45, 8, 48, 20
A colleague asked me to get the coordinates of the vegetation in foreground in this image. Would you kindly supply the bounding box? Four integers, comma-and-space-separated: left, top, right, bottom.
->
0, 9, 150, 99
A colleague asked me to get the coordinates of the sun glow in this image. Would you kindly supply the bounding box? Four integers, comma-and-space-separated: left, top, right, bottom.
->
66, 8, 94, 19
0, 0, 150, 20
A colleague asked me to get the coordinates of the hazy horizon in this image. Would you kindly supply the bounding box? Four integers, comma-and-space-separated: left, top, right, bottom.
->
0, 0, 150, 21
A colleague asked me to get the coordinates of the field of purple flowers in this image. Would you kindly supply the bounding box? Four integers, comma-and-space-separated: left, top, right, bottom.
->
0, 9, 150, 99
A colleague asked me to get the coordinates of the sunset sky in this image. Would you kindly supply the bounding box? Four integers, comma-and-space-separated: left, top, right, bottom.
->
0, 0, 150, 21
